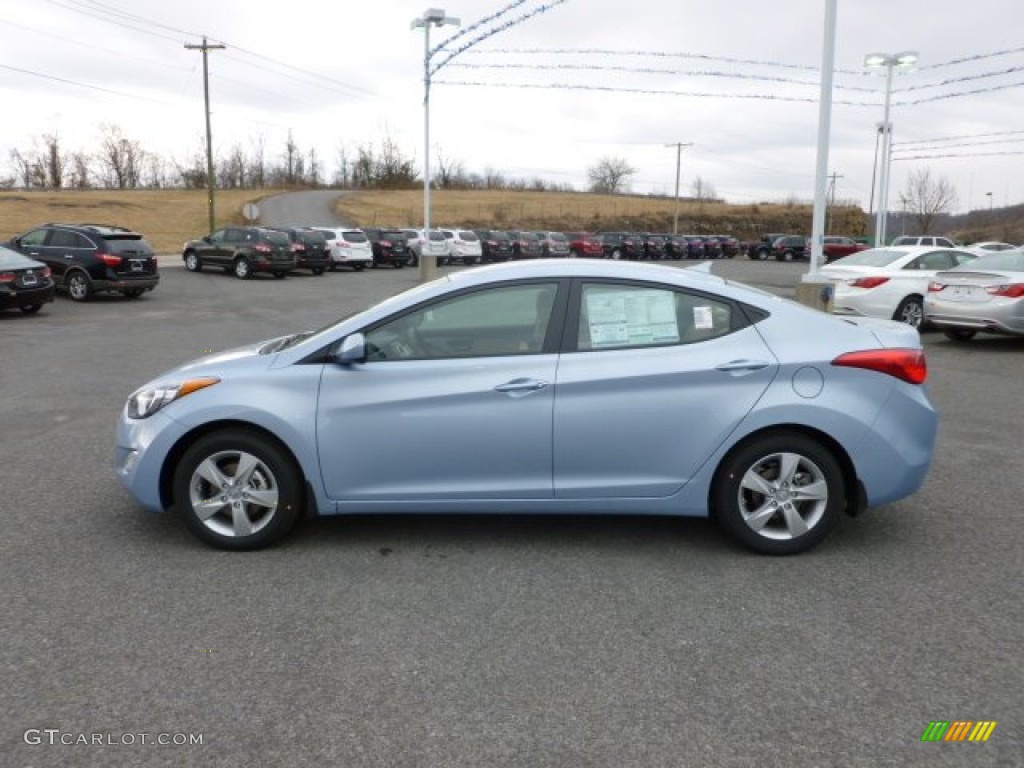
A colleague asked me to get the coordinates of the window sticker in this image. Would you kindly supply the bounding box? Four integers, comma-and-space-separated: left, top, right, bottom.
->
693, 306, 714, 330
586, 289, 679, 347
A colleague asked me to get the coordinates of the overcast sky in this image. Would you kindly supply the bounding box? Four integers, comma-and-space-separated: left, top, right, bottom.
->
3, 0, 1022, 215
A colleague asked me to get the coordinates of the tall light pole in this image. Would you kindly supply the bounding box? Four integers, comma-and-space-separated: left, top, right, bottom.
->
185, 37, 226, 234
411, 8, 460, 283
664, 142, 692, 235
864, 51, 917, 247
986, 191, 993, 210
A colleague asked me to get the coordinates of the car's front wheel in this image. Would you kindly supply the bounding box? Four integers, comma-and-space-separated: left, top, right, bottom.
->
234, 257, 252, 280
184, 251, 202, 272
712, 432, 844, 555
173, 429, 304, 550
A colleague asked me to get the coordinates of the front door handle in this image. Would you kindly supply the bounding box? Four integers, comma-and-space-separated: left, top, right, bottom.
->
715, 359, 771, 374
493, 378, 549, 397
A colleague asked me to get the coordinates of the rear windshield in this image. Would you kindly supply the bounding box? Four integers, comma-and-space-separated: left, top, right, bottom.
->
105, 236, 155, 255
457, 231, 479, 240
342, 231, 368, 243
965, 250, 1024, 272
488, 232, 511, 241
549, 233, 568, 241
298, 230, 326, 245
833, 249, 904, 267
261, 231, 291, 246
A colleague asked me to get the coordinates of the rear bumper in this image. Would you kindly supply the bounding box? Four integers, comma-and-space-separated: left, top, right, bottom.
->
0, 282, 55, 308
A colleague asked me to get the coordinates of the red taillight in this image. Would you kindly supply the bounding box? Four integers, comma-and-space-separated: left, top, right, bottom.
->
832, 349, 927, 385
848, 276, 890, 289
985, 283, 1024, 298
0, 271, 16, 283
253, 243, 272, 253
927, 281, 944, 292
99, 252, 121, 267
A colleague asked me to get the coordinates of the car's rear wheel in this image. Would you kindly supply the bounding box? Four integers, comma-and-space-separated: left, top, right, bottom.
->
781, 250, 795, 262
66, 271, 93, 301
312, 267, 325, 276
757, 248, 770, 261
173, 429, 304, 550
712, 432, 843, 555
393, 260, 403, 269
610, 249, 622, 260
353, 264, 365, 272
234, 258, 252, 280
893, 296, 924, 328
273, 272, 286, 279
20, 304, 42, 314
184, 251, 202, 272
943, 328, 977, 342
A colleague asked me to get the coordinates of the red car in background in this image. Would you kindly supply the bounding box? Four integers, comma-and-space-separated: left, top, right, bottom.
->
822, 236, 870, 263
564, 232, 604, 258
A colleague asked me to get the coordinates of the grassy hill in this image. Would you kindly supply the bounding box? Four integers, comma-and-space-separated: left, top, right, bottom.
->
0, 188, 870, 254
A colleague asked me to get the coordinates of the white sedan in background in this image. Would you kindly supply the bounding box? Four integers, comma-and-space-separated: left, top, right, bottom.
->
820, 246, 978, 328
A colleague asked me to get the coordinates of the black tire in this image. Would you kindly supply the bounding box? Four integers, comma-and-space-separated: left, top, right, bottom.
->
712, 432, 844, 555
20, 304, 42, 314
393, 260, 403, 269
352, 264, 365, 272
273, 272, 286, 279
122, 288, 145, 299
65, 271, 93, 301
234, 257, 252, 280
757, 248, 770, 261
781, 250, 795, 262
312, 267, 325, 276
893, 296, 924, 328
610, 248, 622, 261
173, 429, 304, 550
329, 263, 337, 272
943, 328, 977, 342
184, 251, 202, 272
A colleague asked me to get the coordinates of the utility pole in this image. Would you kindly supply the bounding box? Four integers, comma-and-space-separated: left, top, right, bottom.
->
826, 171, 842, 234
185, 37, 226, 234
664, 142, 693, 235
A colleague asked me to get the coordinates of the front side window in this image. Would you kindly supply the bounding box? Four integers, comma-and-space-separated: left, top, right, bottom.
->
577, 282, 733, 351
365, 282, 560, 361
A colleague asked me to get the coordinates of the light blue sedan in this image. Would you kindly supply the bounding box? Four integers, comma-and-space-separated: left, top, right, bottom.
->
114, 260, 938, 555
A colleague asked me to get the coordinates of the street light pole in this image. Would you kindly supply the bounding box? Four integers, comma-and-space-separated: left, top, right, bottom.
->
412, 9, 460, 283
864, 51, 918, 247
664, 142, 692, 235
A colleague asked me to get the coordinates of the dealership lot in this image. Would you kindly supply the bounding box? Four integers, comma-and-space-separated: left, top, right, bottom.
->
2, 260, 1021, 766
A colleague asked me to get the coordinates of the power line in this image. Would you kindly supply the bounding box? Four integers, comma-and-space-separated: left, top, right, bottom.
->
895, 130, 1024, 146
893, 137, 1024, 153
892, 150, 1024, 161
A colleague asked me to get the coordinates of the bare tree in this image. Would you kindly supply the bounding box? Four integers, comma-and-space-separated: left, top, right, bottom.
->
690, 176, 717, 201
434, 148, 466, 190
333, 145, 352, 188
9, 148, 36, 188
68, 151, 92, 189
42, 134, 65, 188
587, 156, 635, 194
281, 130, 301, 186
96, 125, 144, 188
248, 135, 267, 188
901, 168, 958, 234
306, 147, 321, 187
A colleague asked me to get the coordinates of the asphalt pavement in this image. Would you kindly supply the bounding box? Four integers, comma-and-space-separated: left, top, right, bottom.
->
1, 257, 1021, 768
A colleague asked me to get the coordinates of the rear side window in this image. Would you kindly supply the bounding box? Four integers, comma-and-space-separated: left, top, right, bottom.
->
577, 283, 734, 351
50, 230, 93, 248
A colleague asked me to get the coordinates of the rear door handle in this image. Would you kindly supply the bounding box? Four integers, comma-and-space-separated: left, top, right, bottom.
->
715, 359, 771, 374
494, 378, 549, 397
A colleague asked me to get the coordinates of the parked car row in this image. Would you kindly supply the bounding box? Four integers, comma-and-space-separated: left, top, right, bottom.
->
819, 243, 1024, 342
2, 223, 159, 309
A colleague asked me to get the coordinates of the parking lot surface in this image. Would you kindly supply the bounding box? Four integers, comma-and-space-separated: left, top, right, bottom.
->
2, 259, 1021, 767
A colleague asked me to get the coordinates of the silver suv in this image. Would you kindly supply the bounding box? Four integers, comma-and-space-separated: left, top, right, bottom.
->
891, 235, 956, 248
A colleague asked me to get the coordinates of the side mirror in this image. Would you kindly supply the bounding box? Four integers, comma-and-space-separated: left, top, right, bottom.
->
336, 333, 366, 364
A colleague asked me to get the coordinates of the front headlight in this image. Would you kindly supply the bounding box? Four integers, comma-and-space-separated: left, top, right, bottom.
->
125, 377, 219, 419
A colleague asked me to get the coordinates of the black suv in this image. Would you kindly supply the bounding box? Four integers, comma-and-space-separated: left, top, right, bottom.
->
771, 235, 810, 262
266, 227, 331, 275
598, 232, 645, 260
182, 227, 297, 279
475, 230, 514, 263
7, 223, 159, 301
361, 228, 410, 268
